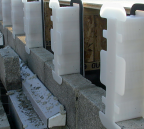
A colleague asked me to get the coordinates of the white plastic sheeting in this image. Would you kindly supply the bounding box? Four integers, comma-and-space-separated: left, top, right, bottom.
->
50, 0, 80, 84
99, 3, 144, 129
22, 0, 43, 54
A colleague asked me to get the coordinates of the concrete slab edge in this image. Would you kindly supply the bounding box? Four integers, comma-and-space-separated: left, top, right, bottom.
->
20, 59, 66, 128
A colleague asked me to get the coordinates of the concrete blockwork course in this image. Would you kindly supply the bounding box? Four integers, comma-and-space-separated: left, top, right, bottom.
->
0, 46, 21, 91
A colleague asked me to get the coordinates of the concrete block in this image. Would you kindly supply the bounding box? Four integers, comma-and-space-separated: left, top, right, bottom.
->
21, 60, 66, 127
77, 87, 106, 129
77, 86, 144, 129
28, 48, 53, 83
15, 35, 28, 63
0, 47, 21, 91
44, 60, 93, 129
0, 101, 10, 129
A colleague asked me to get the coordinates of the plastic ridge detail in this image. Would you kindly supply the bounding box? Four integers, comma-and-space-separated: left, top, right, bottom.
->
22, 0, 43, 54
99, 3, 144, 129
49, 0, 80, 85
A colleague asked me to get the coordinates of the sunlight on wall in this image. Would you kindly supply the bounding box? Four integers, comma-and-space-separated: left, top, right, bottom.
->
59, 0, 144, 8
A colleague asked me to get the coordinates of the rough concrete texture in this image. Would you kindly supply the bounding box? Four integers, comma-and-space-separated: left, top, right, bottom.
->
9, 90, 46, 129
15, 36, 28, 63
0, 47, 21, 91
117, 118, 144, 129
7, 27, 27, 62
28, 48, 53, 83
0, 101, 10, 129
77, 86, 106, 129
44, 60, 93, 129
2, 25, 28, 63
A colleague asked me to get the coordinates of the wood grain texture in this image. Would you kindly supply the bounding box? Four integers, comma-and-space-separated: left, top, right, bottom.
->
84, 14, 95, 63
84, 8, 107, 64
44, 2, 52, 47
95, 15, 107, 61
43, 3, 107, 70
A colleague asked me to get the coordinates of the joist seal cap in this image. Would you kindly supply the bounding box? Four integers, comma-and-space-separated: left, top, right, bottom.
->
49, 0, 60, 8
100, 3, 126, 21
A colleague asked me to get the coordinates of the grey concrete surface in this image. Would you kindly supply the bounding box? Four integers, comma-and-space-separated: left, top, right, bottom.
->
15, 35, 28, 63
9, 90, 47, 129
44, 61, 77, 129
77, 86, 106, 129
28, 48, 53, 83
7, 27, 16, 50
117, 118, 144, 129
0, 47, 21, 91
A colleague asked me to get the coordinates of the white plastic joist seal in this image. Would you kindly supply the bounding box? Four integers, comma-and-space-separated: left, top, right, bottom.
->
99, 3, 126, 129
48, 113, 66, 128
49, 0, 60, 8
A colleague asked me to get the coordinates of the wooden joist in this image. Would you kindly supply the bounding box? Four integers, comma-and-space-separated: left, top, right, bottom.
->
43, 0, 131, 70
